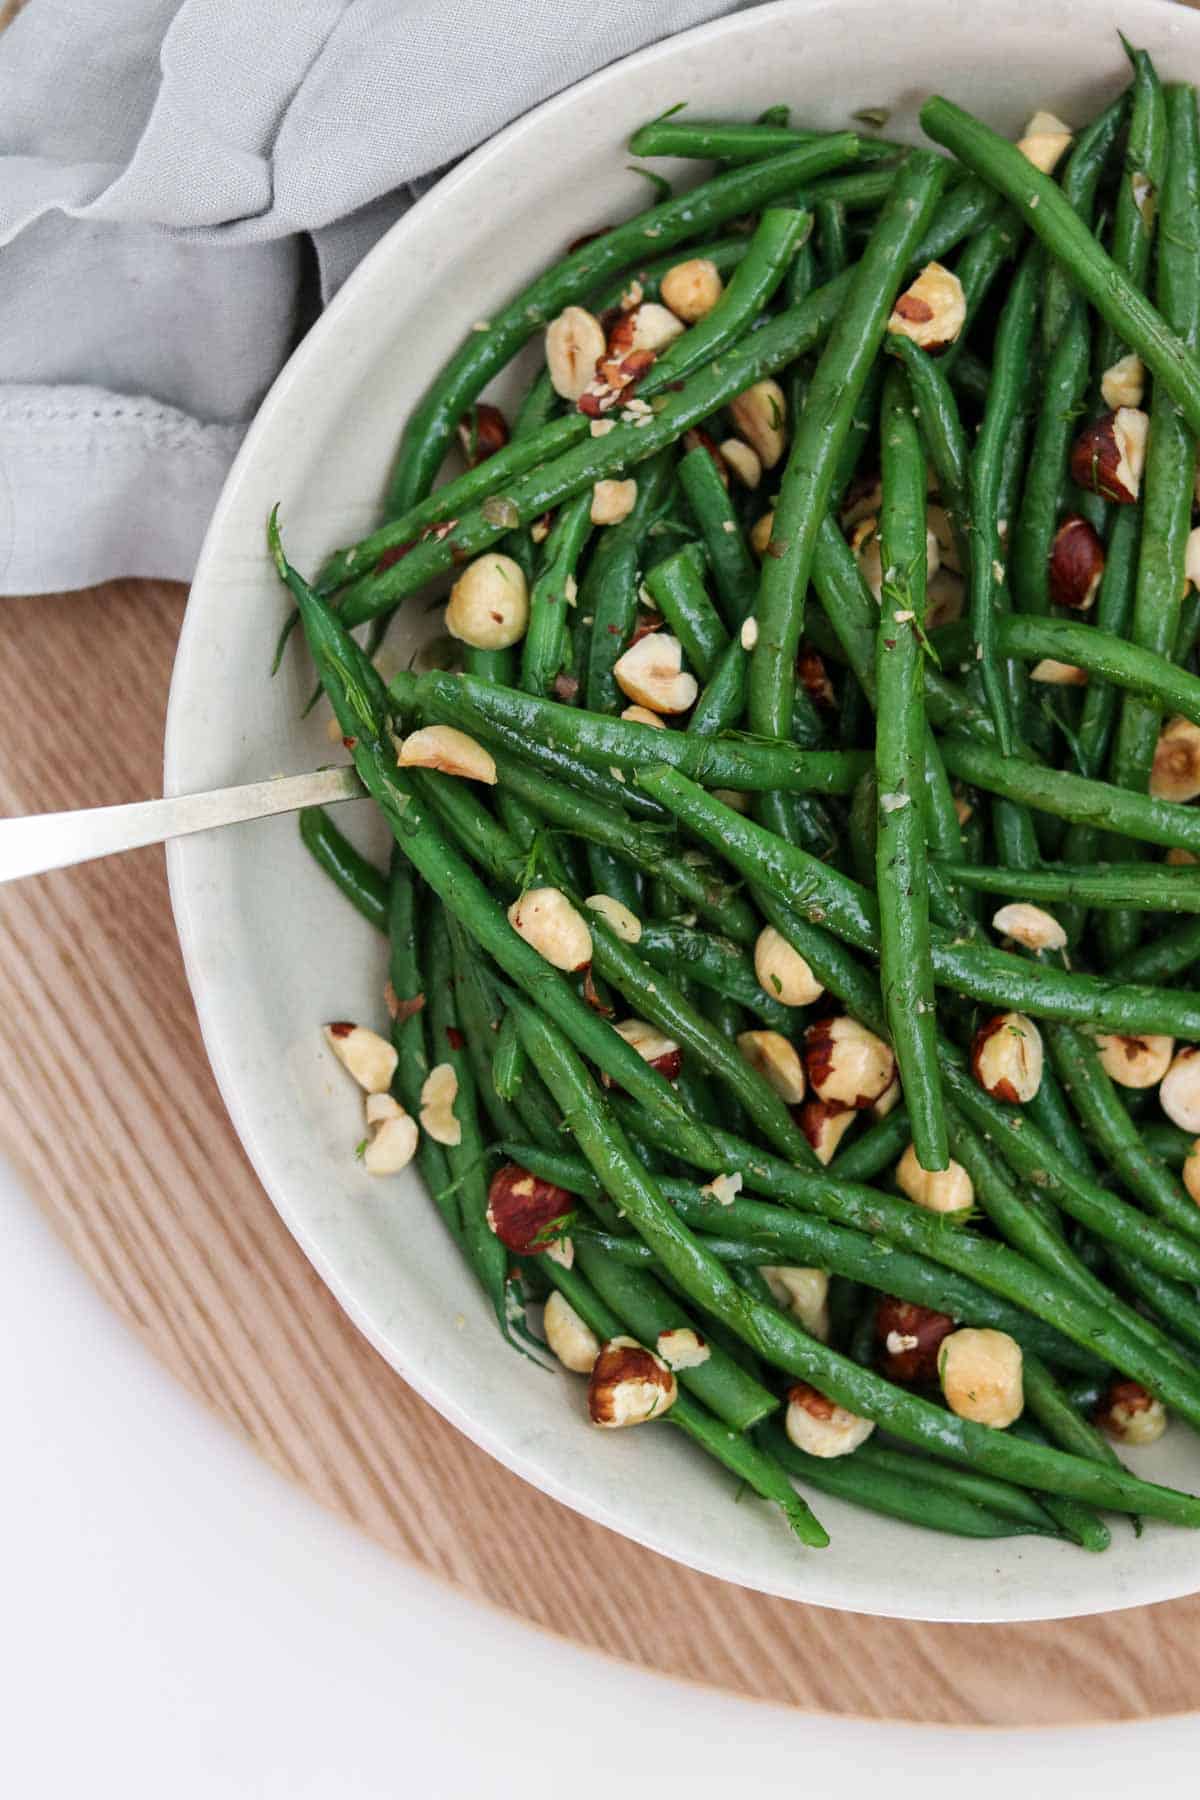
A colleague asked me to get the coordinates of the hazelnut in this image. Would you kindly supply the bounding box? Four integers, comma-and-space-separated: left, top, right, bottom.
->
660, 256, 723, 322
872, 1076, 902, 1120
925, 567, 965, 630
970, 1012, 1044, 1103
1095, 1032, 1175, 1090
1186, 526, 1200, 594
849, 514, 939, 602
1047, 515, 1104, 611
681, 426, 730, 484
620, 704, 666, 728
736, 1029, 807, 1103
895, 1143, 974, 1215
991, 902, 1067, 953
729, 379, 788, 469
486, 1163, 575, 1254
1182, 1138, 1200, 1206
784, 1382, 875, 1458
887, 261, 966, 351
753, 926, 824, 1007
588, 1336, 677, 1426
545, 305, 607, 399
1150, 716, 1200, 802
324, 1022, 398, 1095
1070, 407, 1149, 504
760, 1267, 830, 1340
874, 1297, 956, 1383
938, 1328, 1024, 1428
612, 630, 698, 714
718, 437, 762, 489
796, 644, 836, 710
542, 1290, 601, 1374
797, 1097, 857, 1165
1094, 1379, 1167, 1446
700, 1171, 744, 1206
655, 1326, 711, 1370
584, 893, 642, 944
925, 504, 961, 574
614, 300, 686, 355
361, 1093, 419, 1175
750, 510, 776, 557
610, 1017, 682, 1082
1016, 109, 1073, 174
1100, 352, 1146, 411
445, 552, 529, 650
804, 1016, 895, 1109
1160, 1045, 1200, 1132
1029, 658, 1088, 686
397, 724, 497, 784
507, 887, 593, 971
1167, 848, 1200, 866
419, 1062, 461, 1146
590, 477, 638, 526
455, 402, 509, 467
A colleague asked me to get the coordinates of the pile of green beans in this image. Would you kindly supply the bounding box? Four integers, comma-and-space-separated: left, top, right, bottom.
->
279, 63, 1200, 1566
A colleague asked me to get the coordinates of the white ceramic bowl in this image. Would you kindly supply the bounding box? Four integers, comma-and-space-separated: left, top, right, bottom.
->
166, 0, 1200, 1621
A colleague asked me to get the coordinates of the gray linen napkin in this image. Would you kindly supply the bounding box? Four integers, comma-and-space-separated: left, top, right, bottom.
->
0, 0, 742, 594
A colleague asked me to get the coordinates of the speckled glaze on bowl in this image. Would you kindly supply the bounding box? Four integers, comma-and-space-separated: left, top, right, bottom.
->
166, 0, 1200, 1621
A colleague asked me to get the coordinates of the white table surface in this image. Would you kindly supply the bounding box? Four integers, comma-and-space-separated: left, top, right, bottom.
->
3, 1154, 1197, 1798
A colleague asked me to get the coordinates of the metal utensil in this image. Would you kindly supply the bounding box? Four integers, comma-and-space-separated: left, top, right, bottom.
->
0, 765, 364, 884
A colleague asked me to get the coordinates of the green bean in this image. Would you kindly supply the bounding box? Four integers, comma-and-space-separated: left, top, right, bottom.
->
829, 1106, 910, 1182
1142, 1122, 1196, 1169
847, 1438, 1068, 1535
1112, 1254, 1200, 1360
885, 336, 971, 577
749, 151, 950, 742
763, 1424, 1067, 1541
539, 1254, 828, 1547
935, 859, 1200, 914
1006, 1418, 1112, 1553
1022, 1352, 1123, 1473
676, 447, 759, 628
509, 996, 1200, 1519
643, 543, 730, 679
298, 806, 388, 931
1094, 47, 1168, 379
1047, 1024, 1200, 1245
583, 448, 675, 715
407, 669, 870, 795
627, 118, 898, 165
1040, 95, 1128, 354
876, 365, 945, 1170
815, 197, 849, 283
382, 137, 861, 522
573, 1243, 778, 1431
688, 635, 748, 737
649, 206, 811, 389
493, 1007, 526, 1102
1009, 302, 1091, 616
634, 921, 794, 1031
939, 208, 1025, 373
386, 851, 461, 1249
519, 489, 593, 697
919, 96, 1200, 438
443, 918, 527, 1142
1121, 915, 1200, 985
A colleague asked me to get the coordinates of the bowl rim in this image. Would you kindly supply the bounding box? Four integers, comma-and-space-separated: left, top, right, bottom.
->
166, 0, 1200, 1622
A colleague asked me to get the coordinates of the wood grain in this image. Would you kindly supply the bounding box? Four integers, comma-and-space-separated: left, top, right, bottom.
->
1, 579, 1198, 1723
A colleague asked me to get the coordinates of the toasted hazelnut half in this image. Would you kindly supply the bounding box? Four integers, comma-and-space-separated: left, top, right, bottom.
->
1070, 407, 1149, 504
605, 301, 685, 362
507, 887, 592, 971
611, 1017, 682, 1082
1149, 716, 1200, 802
1186, 526, 1200, 594
871, 1076, 902, 1120
445, 552, 529, 650
719, 436, 763, 489
397, 724, 497, 785
1160, 1045, 1200, 1132
324, 1022, 398, 1095
991, 902, 1067, 953
784, 1382, 875, 1458
1095, 1032, 1175, 1090
361, 1092, 420, 1175
545, 304, 607, 399
591, 477, 638, 526
761, 1267, 830, 1341
660, 256, 723, 322
925, 503, 961, 575
486, 1163, 574, 1254
700, 1170, 744, 1206
543, 1290, 601, 1374
612, 630, 698, 714
1016, 109, 1073, 174
938, 1328, 1024, 1428
1094, 1379, 1167, 1446
754, 925, 825, 1007
620, 703, 667, 728
585, 893, 642, 944
804, 1016, 895, 1109
925, 566, 965, 630
1182, 1138, 1200, 1206
1029, 657, 1088, 686
895, 1143, 974, 1215
798, 1097, 857, 1165
1100, 352, 1146, 411
419, 1062, 461, 1147
656, 1326, 712, 1370
970, 1012, 1043, 1103
887, 261, 966, 351
750, 510, 776, 558
736, 1029, 807, 1103
588, 1336, 677, 1427
849, 515, 939, 602
729, 379, 788, 469
875, 1297, 956, 1384
711, 787, 751, 813
455, 401, 509, 467
1047, 515, 1104, 612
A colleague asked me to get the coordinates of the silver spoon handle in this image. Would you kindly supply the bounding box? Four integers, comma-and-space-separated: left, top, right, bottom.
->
0, 765, 364, 884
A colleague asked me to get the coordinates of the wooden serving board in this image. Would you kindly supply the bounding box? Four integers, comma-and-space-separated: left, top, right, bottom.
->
1, 578, 1198, 1725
